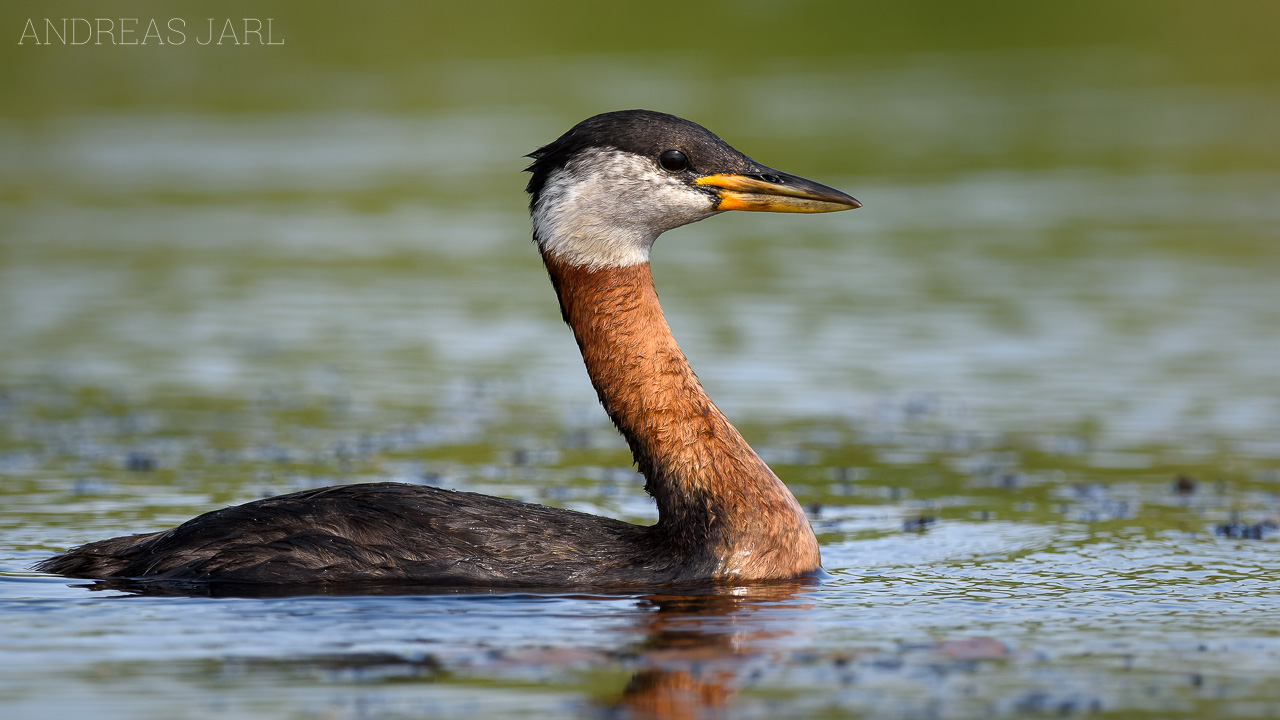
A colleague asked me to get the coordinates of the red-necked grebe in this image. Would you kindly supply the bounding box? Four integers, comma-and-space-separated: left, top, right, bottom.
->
37, 110, 860, 587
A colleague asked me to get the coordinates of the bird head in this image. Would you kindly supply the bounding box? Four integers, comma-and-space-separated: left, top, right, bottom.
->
525, 110, 859, 270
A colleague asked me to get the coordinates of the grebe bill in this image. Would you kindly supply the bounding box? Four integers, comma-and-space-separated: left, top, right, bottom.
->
37, 110, 860, 587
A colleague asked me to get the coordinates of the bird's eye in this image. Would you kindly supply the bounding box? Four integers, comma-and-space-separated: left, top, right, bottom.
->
658, 149, 689, 173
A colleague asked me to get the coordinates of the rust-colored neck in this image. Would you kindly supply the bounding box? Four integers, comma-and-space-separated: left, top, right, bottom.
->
542, 254, 821, 580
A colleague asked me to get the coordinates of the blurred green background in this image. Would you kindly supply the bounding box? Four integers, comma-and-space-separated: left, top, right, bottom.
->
2, 0, 1278, 440
5, 1, 1280, 168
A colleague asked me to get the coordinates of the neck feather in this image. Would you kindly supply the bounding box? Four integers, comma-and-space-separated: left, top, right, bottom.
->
542, 253, 821, 579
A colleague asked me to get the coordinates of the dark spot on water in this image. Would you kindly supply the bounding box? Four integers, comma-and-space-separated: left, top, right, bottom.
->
1014, 691, 1104, 715
903, 515, 937, 532
1174, 474, 1197, 496
1214, 519, 1278, 540
124, 451, 156, 471
903, 395, 938, 419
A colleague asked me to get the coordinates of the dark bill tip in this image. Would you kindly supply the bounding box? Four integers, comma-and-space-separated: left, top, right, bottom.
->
694, 171, 860, 213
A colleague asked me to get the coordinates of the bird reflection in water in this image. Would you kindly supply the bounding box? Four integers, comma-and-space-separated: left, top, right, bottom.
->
81, 577, 818, 719
608, 580, 818, 719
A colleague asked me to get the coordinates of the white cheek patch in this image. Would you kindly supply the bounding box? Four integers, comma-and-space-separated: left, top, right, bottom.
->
533, 148, 720, 270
